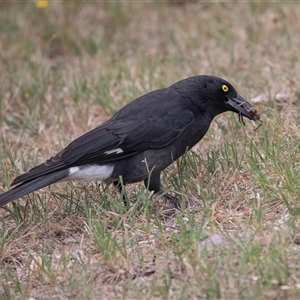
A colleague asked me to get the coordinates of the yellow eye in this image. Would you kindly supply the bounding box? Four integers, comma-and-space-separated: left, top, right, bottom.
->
222, 84, 229, 92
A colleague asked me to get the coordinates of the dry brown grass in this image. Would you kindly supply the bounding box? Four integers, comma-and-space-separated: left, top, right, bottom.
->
1, 1, 300, 299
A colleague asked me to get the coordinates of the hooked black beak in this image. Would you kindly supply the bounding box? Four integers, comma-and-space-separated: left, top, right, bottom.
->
226, 94, 259, 121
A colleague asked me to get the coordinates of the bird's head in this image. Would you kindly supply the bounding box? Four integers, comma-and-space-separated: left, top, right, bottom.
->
198, 75, 261, 124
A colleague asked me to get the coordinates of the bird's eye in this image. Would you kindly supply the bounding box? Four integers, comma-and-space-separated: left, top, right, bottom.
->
222, 84, 229, 92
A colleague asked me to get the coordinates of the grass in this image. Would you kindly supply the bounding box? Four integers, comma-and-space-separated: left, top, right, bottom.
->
1, 1, 300, 299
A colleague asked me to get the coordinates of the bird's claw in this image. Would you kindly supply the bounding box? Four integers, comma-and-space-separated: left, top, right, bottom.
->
157, 190, 180, 209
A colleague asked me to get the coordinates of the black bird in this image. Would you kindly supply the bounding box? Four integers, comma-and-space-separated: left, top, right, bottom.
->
0, 75, 260, 208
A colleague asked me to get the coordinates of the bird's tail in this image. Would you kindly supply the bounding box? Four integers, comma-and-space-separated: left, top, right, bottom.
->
0, 170, 69, 207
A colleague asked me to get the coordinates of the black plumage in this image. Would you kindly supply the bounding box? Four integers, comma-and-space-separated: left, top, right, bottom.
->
0, 75, 260, 208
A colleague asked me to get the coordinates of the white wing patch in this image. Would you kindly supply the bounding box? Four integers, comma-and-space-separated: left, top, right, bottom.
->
66, 164, 114, 181
104, 148, 123, 155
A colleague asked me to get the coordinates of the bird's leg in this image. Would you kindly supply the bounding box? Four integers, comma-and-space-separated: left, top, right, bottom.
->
113, 180, 130, 208
144, 172, 180, 208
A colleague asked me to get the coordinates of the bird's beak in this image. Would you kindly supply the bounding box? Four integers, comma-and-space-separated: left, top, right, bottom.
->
226, 94, 260, 121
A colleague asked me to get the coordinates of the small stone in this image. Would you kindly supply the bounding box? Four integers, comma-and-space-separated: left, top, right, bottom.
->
275, 91, 290, 103
198, 234, 227, 252
251, 94, 269, 104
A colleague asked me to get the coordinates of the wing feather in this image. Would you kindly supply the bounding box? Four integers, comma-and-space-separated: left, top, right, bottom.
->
12, 101, 194, 186
60, 107, 194, 164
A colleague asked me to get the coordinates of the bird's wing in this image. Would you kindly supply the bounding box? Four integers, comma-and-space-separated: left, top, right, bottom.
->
11, 107, 194, 186
61, 106, 195, 164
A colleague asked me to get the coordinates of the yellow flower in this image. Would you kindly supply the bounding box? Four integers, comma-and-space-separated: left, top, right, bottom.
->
36, 0, 48, 8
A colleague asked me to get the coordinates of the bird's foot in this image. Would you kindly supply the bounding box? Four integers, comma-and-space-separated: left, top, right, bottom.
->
113, 180, 130, 208
157, 190, 180, 209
